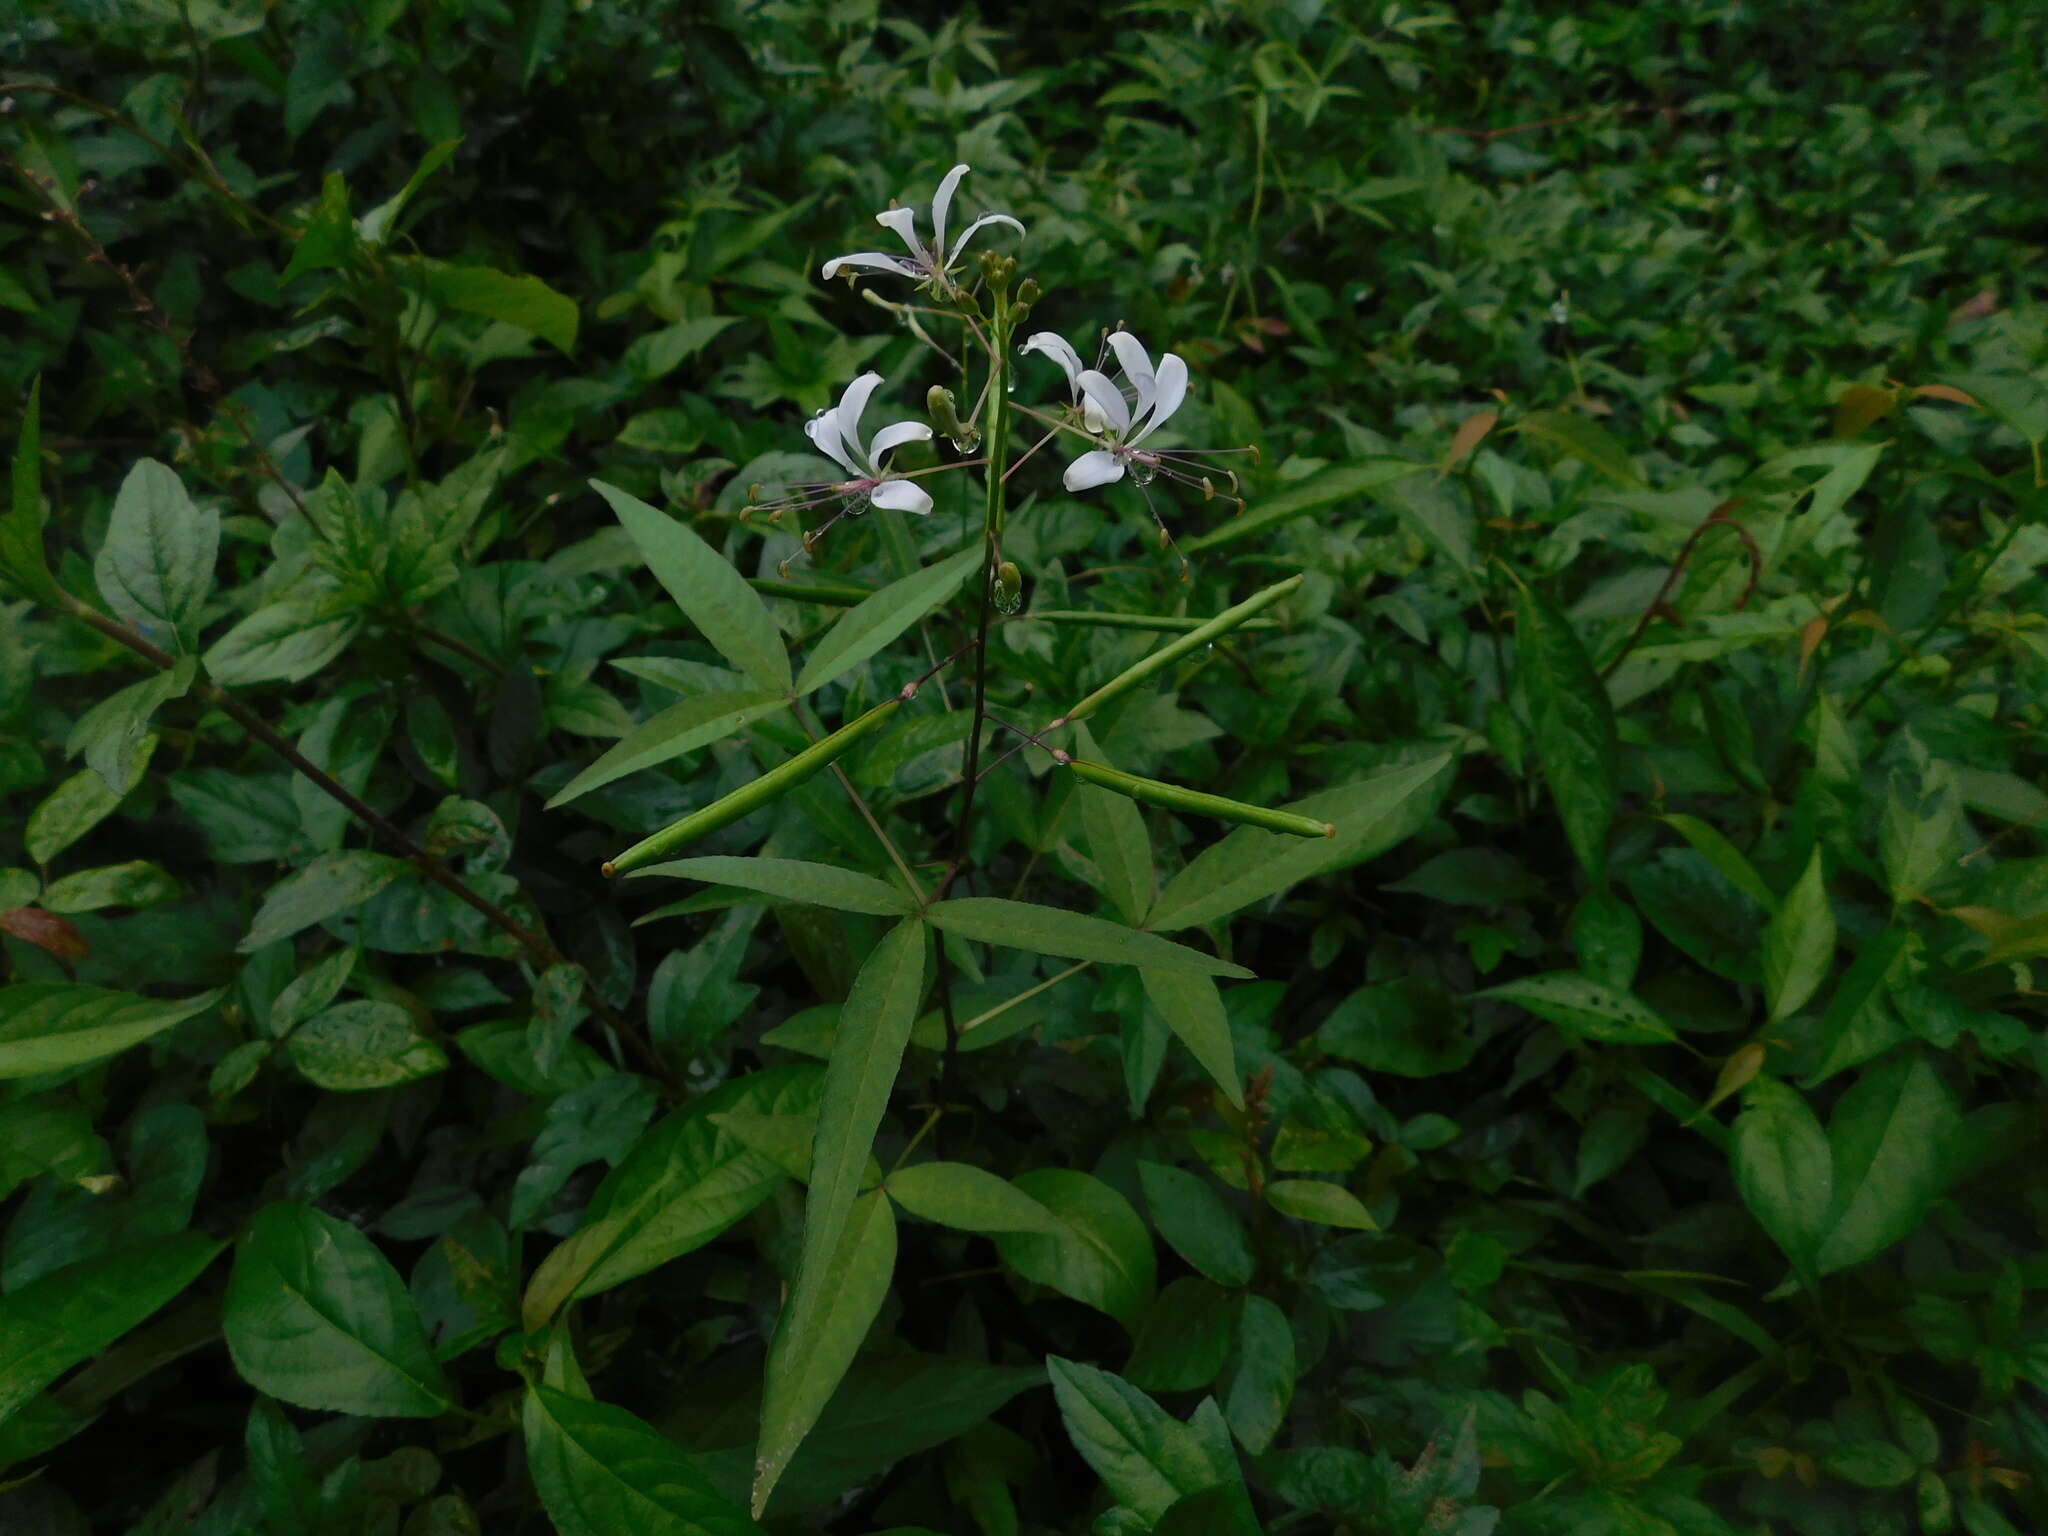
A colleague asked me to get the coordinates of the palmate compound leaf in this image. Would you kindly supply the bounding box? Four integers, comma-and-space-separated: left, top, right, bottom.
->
752, 920, 926, 1515
594, 480, 791, 695
524, 1385, 763, 1536
225, 1203, 455, 1418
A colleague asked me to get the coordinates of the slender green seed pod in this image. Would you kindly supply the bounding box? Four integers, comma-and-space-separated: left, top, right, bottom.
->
1025, 610, 1280, 634
1053, 574, 1303, 727
1060, 754, 1334, 839
603, 699, 902, 877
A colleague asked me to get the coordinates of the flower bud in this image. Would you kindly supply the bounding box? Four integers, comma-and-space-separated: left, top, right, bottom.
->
993, 559, 1023, 614
927, 385, 979, 452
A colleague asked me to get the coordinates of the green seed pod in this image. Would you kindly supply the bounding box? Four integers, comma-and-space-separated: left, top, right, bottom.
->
603, 699, 902, 877
1054, 574, 1303, 726
1062, 754, 1334, 839
993, 559, 1023, 614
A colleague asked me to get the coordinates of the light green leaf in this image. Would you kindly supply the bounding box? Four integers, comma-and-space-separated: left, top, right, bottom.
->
595, 480, 792, 694
1148, 754, 1450, 932
1517, 582, 1616, 885
0, 1232, 223, 1427
203, 586, 364, 686
420, 259, 578, 353
1264, 1179, 1377, 1230
1046, 1358, 1235, 1523
1075, 723, 1154, 926
524, 1385, 762, 1536
94, 460, 218, 650
1731, 1076, 1833, 1279
1515, 408, 1643, 486
1141, 969, 1241, 1107
1817, 1053, 1959, 1276
224, 1202, 454, 1417
630, 856, 912, 917
66, 659, 195, 795
39, 860, 182, 913
1471, 971, 1678, 1045
885, 1161, 1062, 1234
1139, 1161, 1253, 1288
27, 733, 156, 865
1764, 847, 1836, 1023
240, 851, 411, 952
754, 1189, 897, 1517
1659, 814, 1778, 912
1181, 459, 1425, 553
282, 169, 357, 281
1221, 1295, 1294, 1454
995, 1169, 1156, 1326
926, 898, 1249, 978
795, 545, 980, 695
545, 689, 788, 807
356, 138, 459, 249
0, 983, 224, 1079
287, 1000, 449, 1090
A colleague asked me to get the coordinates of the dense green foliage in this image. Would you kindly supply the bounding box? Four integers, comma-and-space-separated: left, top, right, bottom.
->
4, 2, 2048, 1532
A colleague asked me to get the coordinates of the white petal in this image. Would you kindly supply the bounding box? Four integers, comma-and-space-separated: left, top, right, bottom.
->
821, 251, 924, 281
1105, 331, 1156, 419
943, 211, 1026, 272
804, 411, 860, 476
1076, 369, 1131, 434
867, 419, 933, 464
1021, 331, 1085, 397
874, 206, 927, 263
1131, 352, 1189, 445
1063, 449, 1125, 493
930, 163, 970, 257
870, 478, 933, 515
834, 372, 885, 472
1082, 397, 1108, 434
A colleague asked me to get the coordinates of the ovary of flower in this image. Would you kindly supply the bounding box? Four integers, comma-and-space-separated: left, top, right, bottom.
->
820, 164, 1025, 291
803, 372, 935, 515
1055, 331, 1190, 494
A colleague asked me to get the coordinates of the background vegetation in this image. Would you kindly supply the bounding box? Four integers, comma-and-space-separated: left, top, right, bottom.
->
4, 1, 2048, 1532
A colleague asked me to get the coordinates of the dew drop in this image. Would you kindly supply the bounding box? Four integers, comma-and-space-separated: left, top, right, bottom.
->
840, 492, 870, 518
1129, 459, 1158, 488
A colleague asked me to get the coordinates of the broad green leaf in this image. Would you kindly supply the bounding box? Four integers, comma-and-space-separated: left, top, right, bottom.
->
420, 259, 579, 353
1940, 371, 2048, 446
995, 1169, 1156, 1326
1515, 408, 1643, 486
1763, 847, 1836, 1022
0, 983, 224, 1079
546, 689, 787, 806
203, 586, 364, 686
925, 898, 1250, 978
1182, 459, 1425, 553
287, 1000, 448, 1090
0, 376, 59, 604
1265, 1179, 1377, 1230
356, 138, 459, 248
1125, 1276, 1236, 1394
1824, 1440, 1918, 1491
631, 856, 912, 917
1148, 754, 1451, 932
1517, 582, 1616, 885
885, 1161, 1062, 1234
239, 851, 411, 952
523, 1066, 823, 1322
1472, 971, 1678, 1045
754, 1189, 897, 1517
595, 480, 792, 694
794, 544, 980, 695
1139, 1161, 1253, 1288
1731, 1077, 1833, 1279
26, 733, 156, 865
1046, 1358, 1235, 1523
0, 1232, 222, 1426
1817, 1053, 1959, 1276
1221, 1295, 1294, 1454
39, 859, 182, 913
94, 460, 218, 650
282, 169, 357, 280
66, 658, 195, 795
525, 1385, 762, 1536
1659, 814, 1777, 912
225, 1202, 454, 1417
1141, 969, 1242, 1106
1316, 977, 1473, 1076
1075, 723, 1155, 926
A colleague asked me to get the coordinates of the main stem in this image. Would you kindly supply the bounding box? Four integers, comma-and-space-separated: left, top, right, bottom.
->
934, 294, 1014, 1113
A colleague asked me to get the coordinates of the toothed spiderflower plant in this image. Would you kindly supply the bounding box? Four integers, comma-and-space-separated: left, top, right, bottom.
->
574, 162, 1335, 1521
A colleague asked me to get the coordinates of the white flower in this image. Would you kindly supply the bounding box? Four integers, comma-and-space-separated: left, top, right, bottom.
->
803, 372, 935, 515
1021, 331, 1110, 434
1048, 331, 1190, 493
821, 164, 1025, 289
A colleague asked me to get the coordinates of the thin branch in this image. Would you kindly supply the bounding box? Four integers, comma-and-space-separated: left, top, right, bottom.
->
1599, 503, 1760, 680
